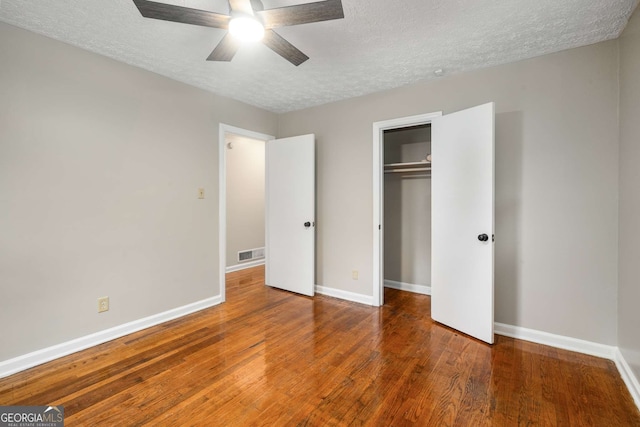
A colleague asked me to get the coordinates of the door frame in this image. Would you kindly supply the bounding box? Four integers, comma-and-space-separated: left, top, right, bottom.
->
372, 112, 442, 307
218, 123, 275, 302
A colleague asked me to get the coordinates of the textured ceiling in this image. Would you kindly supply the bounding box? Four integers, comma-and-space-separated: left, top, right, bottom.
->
1, 0, 638, 113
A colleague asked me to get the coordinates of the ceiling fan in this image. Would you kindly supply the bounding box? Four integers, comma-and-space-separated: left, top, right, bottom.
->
132, 0, 344, 66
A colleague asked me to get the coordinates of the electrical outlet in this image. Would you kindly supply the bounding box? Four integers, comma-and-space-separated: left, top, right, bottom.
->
98, 296, 109, 313
352, 270, 359, 280
198, 188, 205, 199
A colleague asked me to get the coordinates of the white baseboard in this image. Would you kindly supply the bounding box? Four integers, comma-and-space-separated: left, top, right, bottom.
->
495, 323, 639, 411
494, 322, 617, 360
614, 348, 640, 409
226, 259, 265, 273
384, 280, 431, 295
0, 295, 223, 379
315, 285, 374, 306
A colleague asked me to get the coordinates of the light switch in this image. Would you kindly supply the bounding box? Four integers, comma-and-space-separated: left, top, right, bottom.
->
198, 188, 205, 199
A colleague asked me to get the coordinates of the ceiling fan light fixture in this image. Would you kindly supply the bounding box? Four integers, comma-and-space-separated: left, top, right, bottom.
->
229, 16, 265, 43
132, 0, 345, 65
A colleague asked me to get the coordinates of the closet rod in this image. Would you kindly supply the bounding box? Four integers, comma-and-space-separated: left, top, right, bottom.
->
384, 167, 431, 174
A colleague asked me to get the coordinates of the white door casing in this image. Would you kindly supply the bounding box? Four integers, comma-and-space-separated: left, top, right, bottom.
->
431, 102, 495, 344
265, 134, 316, 296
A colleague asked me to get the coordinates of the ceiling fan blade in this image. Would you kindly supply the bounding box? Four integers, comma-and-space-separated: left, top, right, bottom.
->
250, 0, 264, 12
133, 0, 230, 29
257, 0, 344, 29
228, 0, 254, 15
207, 32, 240, 61
262, 30, 309, 66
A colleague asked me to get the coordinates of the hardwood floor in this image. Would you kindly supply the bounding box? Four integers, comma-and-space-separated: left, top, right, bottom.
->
1, 265, 638, 426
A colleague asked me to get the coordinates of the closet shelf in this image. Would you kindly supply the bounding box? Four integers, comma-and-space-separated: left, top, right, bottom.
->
384, 161, 431, 174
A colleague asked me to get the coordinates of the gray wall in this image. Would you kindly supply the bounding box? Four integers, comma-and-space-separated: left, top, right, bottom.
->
0, 22, 277, 361
278, 40, 620, 345
225, 134, 265, 268
618, 7, 640, 382
383, 127, 432, 286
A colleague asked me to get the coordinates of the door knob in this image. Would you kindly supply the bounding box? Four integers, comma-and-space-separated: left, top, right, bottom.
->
478, 234, 489, 242
304, 222, 311, 228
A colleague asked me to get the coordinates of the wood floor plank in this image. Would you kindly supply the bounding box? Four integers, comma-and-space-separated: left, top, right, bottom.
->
1, 265, 639, 426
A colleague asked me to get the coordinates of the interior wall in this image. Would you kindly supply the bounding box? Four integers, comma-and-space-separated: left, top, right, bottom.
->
618, 6, 640, 382
225, 134, 265, 268
278, 40, 620, 345
383, 126, 432, 287
0, 22, 277, 362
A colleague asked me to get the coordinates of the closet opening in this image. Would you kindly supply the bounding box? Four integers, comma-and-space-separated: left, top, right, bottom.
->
383, 124, 432, 297
372, 111, 442, 307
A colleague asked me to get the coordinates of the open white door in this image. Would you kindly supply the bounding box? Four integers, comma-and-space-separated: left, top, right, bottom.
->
265, 134, 315, 296
431, 102, 495, 344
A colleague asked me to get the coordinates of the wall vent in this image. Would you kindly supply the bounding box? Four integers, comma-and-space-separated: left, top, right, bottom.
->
238, 247, 265, 263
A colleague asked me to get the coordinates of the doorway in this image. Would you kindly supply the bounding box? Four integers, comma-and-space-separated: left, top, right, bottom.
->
372, 112, 442, 307
225, 133, 266, 271
218, 124, 274, 302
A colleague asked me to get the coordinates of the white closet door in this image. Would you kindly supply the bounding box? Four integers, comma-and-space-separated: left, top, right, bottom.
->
431, 102, 495, 344
265, 134, 315, 297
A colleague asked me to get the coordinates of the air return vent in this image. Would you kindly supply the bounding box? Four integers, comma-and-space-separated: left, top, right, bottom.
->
237, 247, 265, 263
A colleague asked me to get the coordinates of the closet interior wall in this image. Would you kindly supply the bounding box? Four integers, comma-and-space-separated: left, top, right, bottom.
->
383, 125, 432, 291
